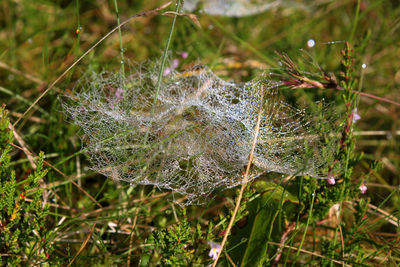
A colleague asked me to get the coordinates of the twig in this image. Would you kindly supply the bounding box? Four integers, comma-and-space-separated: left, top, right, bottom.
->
277, 52, 400, 107
9, 142, 103, 208
225, 252, 237, 267
353, 130, 400, 136
78, 192, 170, 218
8, 123, 37, 169
67, 222, 97, 267
42, 157, 103, 208
367, 203, 399, 228
350, 89, 400, 107
267, 241, 350, 266
212, 83, 265, 267
274, 222, 296, 263
9, 111, 46, 123
171, 202, 179, 223
23, 198, 70, 210
0, 60, 44, 85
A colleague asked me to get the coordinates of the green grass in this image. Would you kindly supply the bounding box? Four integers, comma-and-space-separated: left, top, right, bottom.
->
1, 0, 399, 266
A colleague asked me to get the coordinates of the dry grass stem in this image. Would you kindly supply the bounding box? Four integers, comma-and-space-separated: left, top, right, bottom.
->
212, 84, 265, 266
67, 222, 97, 267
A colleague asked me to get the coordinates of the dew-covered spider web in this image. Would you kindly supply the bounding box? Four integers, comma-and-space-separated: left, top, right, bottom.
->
183, 0, 311, 17
61, 60, 339, 204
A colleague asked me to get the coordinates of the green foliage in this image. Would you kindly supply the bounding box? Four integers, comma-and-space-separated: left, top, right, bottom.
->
0, 106, 54, 265
150, 210, 198, 266
238, 181, 299, 266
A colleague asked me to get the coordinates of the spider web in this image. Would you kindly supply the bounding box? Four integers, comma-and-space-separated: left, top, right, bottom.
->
183, 0, 309, 17
61, 61, 339, 204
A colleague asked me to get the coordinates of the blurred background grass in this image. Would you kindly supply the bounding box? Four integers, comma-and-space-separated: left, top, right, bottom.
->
0, 0, 399, 265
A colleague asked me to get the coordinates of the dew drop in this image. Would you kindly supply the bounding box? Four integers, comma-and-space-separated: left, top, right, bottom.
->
307, 39, 315, 48
362, 63, 367, 69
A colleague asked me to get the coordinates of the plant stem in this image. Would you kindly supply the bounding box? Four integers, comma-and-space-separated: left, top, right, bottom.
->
349, 0, 361, 43
144, 0, 181, 145
150, 1, 181, 117
113, 0, 125, 77
293, 188, 316, 263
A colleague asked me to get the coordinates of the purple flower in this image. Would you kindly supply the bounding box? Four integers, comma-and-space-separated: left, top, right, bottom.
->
163, 59, 180, 76
359, 184, 367, 194
163, 68, 172, 76
172, 59, 180, 68
208, 241, 221, 260
115, 88, 124, 101
353, 108, 361, 123
181, 51, 188, 59
327, 176, 336, 185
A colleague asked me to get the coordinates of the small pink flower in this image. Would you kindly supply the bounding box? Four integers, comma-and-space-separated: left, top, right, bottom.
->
163, 59, 180, 76
353, 108, 361, 123
181, 51, 188, 59
115, 88, 124, 101
172, 58, 180, 68
359, 184, 367, 194
327, 177, 336, 185
208, 241, 221, 260
163, 68, 172, 76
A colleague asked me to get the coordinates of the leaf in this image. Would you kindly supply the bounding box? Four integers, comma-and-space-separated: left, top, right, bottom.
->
252, 181, 299, 205
228, 181, 300, 266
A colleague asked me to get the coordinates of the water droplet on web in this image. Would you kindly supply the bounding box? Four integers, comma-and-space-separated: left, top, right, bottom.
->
322, 40, 345, 45
362, 63, 367, 69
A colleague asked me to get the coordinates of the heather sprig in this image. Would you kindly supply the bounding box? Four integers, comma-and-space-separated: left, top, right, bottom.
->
0, 106, 55, 265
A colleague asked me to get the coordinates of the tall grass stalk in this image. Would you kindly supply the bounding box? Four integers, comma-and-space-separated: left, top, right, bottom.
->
113, 0, 125, 77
